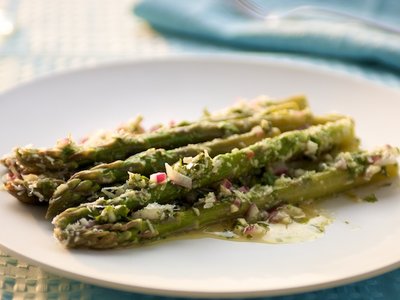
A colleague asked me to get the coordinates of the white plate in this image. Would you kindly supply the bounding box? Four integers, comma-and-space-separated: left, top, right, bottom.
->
0, 56, 399, 298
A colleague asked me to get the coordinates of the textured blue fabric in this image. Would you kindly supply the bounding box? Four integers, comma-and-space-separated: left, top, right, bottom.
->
134, 0, 400, 71
90, 268, 400, 299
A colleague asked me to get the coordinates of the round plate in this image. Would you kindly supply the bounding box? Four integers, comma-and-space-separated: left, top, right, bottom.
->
0, 56, 399, 298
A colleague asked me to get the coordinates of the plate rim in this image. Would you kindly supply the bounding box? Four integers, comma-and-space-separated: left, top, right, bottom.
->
1, 53, 399, 98
0, 54, 399, 298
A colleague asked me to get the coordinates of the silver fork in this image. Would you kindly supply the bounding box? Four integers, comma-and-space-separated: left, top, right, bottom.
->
237, 0, 400, 34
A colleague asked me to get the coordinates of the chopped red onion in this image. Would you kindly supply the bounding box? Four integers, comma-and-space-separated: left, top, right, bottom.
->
79, 136, 89, 144
233, 198, 241, 208
149, 124, 163, 132
222, 179, 233, 189
246, 203, 259, 221
243, 224, 257, 235
273, 166, 289, 176
149, 172, 167, 184
238, 186, 249, 193
246, 150, 255, 160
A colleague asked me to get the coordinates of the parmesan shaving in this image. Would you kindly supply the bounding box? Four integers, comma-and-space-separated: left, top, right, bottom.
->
165, 163, 192, 189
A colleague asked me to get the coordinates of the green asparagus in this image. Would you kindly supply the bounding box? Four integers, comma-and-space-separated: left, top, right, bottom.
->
76, 124, 274, 182
47, 111, 349, 219
3, 106, 317, 206
8, 98, 311, 175
201, 95, 308, 122
1, 154, 67, 204
46, 124, 273, 215
53, 146, 399, 248
3, 174, 64, 205
43, 109, 317, 216
51, 118, 355, 225
0, 115, 143, 174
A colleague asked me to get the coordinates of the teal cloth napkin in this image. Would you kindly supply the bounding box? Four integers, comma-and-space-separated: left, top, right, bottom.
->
134, 0, 400, 71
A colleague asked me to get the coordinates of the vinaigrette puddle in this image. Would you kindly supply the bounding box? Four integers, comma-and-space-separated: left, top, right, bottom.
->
176, 203, 334, 245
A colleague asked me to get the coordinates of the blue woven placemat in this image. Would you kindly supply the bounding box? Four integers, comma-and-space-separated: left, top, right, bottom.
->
1, 250, 399, 300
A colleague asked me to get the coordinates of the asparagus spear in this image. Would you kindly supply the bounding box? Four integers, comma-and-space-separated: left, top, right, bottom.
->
48, 111, 348, 216
47, 125, 270, 212
1, 155, 67, 205
3, 124, 271, 207
9, 114, 277, 174
3, 107, 316, 206
200, 95, 307, 122
0, 96, 308, 184
53, 146, 399, 248
7, 96, 311, 175
145, 95, 307, 130
73, 124, 273, 182
48, 106, 315, 211
51, 118, 356, 225
6, 108, 345, 208
0, 115, 143, 173
46, 125, 273, 214
3, 174, 64, 205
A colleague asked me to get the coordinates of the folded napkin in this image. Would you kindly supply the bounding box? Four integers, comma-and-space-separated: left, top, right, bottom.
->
134, 0, 400, 71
